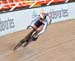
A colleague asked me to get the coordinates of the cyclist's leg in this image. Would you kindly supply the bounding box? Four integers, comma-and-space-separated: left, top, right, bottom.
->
36, 24, 44, 32
32, 24, 44, 40
23, 24, 38, 43
23, 25, 38, 47
28, 25, 37, 37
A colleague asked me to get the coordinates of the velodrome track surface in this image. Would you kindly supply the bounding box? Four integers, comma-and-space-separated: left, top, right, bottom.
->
0, 19, 75, 61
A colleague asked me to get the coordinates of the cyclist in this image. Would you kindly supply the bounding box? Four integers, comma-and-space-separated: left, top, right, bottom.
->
13, 11, 52, 50
27, 11, 52, 41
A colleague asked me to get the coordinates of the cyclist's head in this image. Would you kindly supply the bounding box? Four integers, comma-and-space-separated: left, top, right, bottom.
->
39, 11, 46, 20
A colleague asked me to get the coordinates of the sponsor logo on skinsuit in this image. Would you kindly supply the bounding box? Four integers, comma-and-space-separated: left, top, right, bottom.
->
0, 18, 15, 32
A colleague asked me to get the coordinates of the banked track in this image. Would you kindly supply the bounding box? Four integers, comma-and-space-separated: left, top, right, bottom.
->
0, 19, 75, 61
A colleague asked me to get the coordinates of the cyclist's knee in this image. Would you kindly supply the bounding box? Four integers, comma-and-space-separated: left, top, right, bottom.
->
37, 25, 44, 32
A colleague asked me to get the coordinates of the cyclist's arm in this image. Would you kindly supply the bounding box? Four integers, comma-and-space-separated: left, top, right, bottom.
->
46, 13, 52, 24
38, 21, 48, 36
38, 14, 52, 36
